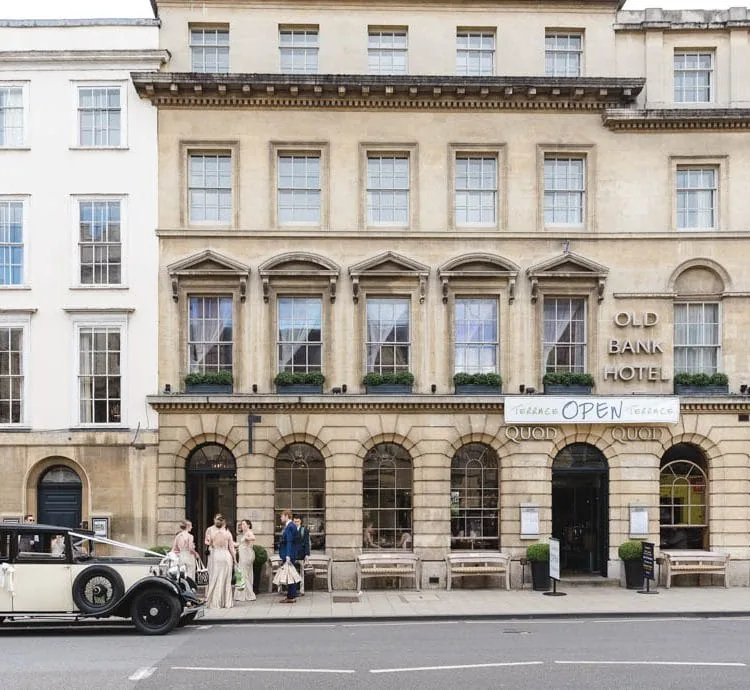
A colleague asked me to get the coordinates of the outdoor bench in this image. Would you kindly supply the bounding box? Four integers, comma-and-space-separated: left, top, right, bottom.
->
268, 553, 333, 593
445, 551, 511, 590
660, 549, 729, 588
356, 552, 421, 591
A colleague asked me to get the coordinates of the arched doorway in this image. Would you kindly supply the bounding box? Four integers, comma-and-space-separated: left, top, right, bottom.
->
659, 443, 708, 550
38, 465, 83, 528
552, 443, 609, 576
185, 443, 237, 543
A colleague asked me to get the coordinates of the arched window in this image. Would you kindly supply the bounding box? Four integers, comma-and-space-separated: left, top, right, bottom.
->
450, 443, 499, 550
660, 443, 708, 550
363, 443, 412, 550
274, 443, 325, 551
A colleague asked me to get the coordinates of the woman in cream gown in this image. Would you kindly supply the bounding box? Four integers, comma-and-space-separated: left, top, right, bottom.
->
205, 517, 236, 608
171, 520, 198, 580
235, 519, 257, 602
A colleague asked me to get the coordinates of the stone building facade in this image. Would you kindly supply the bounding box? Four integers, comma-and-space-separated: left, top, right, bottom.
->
0, 13, 166, 546
140, 0, 750, 586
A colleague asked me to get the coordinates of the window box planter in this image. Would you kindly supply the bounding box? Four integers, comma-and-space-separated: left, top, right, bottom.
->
276, 384, 324, 395
184, 372, 233, 394
273, 372, 325, 395
365, 384, 413, 395
453, 373, 502, 396
454, 384, 502, 395
673, 373, 729, 397
542, 373, 594, 396
185, 383, 233, 394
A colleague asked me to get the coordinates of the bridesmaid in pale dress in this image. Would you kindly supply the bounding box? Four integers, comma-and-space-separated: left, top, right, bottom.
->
205, 516, 235, 608
235, 519, 257, 602
172, 520, 198, 581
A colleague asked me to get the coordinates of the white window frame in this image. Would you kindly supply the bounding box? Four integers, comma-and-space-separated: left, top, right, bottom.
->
545, 32, 583, 77
74, 83, 125, 149
0, 197, 26, 288
75, 197, 126, 287
0, 315, 30, 427
674, 50, 714, 104
366, 154, 410, 227
456, 30, 495, 77
188, 151, 233, 225
187, 295, 234, 376
368, 28, 408, 75
454, 155, 498, 227
543, 155, 586, 227
453, 297, 499, 375
365, 297, 411, 375
542, 297, 587, 374
0, 82, 28, 149
673, 301, 721, 375
276, 296, 323, 374
277, 153, 321, 226
675, 166, 717, 230
72, 314, 128, 428
279, 27, 319, 75
190, 26, 230, 73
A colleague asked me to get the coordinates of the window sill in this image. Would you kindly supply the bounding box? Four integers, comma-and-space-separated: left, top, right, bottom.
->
0, 425, 31, 432
70, 425, 129, 431
69, 285, 129, 290
366, 225, 411, 231
187, 221, 234, 229
676, 227, 719, 232
0, 285, 31, 290
0, 146, 30, 151
69, 146, 129, 151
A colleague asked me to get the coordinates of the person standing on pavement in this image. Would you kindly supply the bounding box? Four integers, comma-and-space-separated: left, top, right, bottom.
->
205, 516, 235, 608
235, 519, 257, 602
278, 509, 299, 604
172, 519, 198, 581
294, 515, 311, 595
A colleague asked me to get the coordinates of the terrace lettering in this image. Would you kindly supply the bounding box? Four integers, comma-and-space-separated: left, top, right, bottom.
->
603, 311, 670, 383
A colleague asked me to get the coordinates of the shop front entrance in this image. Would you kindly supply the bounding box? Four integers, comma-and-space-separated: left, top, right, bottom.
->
185, 443, 237, 544
552, 443, 609, 576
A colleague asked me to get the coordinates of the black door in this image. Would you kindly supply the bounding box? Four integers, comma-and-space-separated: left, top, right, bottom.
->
185, 444, 237, 543
551, 444, 609, 577
38, 466, 82, 528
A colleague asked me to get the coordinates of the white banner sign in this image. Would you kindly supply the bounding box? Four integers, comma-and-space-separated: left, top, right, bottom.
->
549, 538, 561, 582
504, 396, 680, 424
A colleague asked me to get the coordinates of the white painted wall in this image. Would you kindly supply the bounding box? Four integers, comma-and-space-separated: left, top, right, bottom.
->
0, 20, 164, 432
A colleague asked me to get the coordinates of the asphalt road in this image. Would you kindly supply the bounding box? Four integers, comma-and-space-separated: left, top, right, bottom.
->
2, 617, 750, 689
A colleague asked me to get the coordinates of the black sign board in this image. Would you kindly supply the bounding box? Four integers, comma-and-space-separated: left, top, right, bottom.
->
642, 541, 655, 581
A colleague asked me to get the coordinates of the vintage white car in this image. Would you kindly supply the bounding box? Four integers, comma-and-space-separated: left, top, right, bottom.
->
0, 523, 204, 634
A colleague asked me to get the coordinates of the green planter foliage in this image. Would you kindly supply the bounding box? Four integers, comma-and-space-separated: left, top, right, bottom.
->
673, 372, 728, 387
184, 370, 233, 386
452, 372, 502, 387
362, 371, 415, 387
274, 371, 326, 386
148, 546, 171, 555
526, 542, 549, 562
542, 372, 595, 387
252, 544, 269, 568
618, 540, 643, 561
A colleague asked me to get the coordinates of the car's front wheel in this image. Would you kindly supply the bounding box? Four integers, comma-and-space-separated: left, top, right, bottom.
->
131, 589, 181, 635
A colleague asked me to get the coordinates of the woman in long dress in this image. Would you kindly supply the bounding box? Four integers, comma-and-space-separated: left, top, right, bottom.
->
171, 520, 198, 581
205, 516, 235, 608
235, 519, 257, 602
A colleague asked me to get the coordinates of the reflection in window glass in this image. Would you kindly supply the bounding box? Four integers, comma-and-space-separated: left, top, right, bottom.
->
451, 443, 499, 550
454, 298, 498, 374
188, 296, 233, 374
277, 296, 322, 373
543, 297, 586, 373
366, 298, 410, 374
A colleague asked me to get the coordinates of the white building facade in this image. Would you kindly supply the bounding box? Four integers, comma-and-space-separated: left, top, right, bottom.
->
0, 15, 166, 545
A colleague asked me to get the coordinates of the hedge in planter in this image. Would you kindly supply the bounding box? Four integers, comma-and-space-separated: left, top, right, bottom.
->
526, 542, 550, 591
618, 540, 644, 590
543, 372, 594, 395
453, 372, 502, 395
363, 371, 414, 394
274, 371, 325, 394
184, 370, 233, 393
673, 372, 729, 396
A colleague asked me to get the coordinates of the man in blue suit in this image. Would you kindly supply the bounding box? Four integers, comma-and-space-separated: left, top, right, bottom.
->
278, 509, 299, 603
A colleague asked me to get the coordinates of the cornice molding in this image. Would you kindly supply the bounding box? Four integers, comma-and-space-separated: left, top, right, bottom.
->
0, 49, 169, 70
131, 72, 644, 111
146, 394, 750, 415
604, 108, 750, 131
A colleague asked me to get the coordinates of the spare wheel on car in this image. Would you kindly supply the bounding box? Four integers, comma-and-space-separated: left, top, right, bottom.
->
72, 566, 125, 614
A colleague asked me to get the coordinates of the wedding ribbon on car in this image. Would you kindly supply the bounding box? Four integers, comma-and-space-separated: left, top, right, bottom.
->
0, 563, 15, 596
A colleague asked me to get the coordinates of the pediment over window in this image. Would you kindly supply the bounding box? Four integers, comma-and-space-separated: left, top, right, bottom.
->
259, 252, 341, 303
438, 253, 520, 304
348, 251, 430, 303
168, 250, 250, 302
526, 251, 609, 303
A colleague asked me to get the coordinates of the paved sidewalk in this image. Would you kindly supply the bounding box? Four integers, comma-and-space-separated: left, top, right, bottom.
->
203, 585, 750, 623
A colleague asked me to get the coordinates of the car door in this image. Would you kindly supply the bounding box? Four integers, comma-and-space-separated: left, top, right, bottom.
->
0, 529, 13, 614
12, 531, 74, 612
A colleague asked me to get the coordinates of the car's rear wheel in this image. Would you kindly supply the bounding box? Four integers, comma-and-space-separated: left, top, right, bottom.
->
131, 589, 181, 635
72, 566, 125, 614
